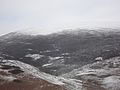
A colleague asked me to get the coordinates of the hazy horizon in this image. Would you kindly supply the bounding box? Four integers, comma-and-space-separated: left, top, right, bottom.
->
0, 0, 120, 35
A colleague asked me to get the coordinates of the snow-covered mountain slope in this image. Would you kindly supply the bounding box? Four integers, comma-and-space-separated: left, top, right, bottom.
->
1, 28, 120, 76
0, 59, 85, 90
1, 56, 120, 90
62, 56, 120, 90
0, 59, 67, 90
1, 28, 120, 90
0, 59, 64, 85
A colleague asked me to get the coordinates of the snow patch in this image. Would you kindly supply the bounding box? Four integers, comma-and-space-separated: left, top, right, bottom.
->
0, 75, 16, 82
25, 54, 44, 60
42, 63, 53, 67
102, 76, 120, 90
40, 50, 52, 53
61, 53, 69, 56
27, 48, 33, 51
49, 56, 63, 61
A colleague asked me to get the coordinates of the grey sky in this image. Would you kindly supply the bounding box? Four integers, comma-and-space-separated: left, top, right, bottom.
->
0, 0, 120, 35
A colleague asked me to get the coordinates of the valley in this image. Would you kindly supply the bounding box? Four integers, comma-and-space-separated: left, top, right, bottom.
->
0, 28, 120, 90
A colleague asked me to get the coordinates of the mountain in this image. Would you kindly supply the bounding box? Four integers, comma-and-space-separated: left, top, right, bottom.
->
0, 59, 65, 90
0, 28, 120, 90
0, 28, 120, 75
62, 56, 120, 90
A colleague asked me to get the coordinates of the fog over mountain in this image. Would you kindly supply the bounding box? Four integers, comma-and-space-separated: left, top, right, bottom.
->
1, 0, 120, 90
0, 28, 120, 90
0, 0, 120, 35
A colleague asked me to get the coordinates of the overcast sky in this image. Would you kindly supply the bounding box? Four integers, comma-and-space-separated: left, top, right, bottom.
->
0, 0, 120, 35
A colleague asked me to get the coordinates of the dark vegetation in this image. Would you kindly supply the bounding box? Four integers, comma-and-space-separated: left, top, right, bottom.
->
8, 69, 24, 74
0, 65, 24, 74
0, 29, 120, 75
1, 65, 20, 70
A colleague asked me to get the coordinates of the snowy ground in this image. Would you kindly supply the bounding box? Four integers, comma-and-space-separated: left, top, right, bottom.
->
0, 59, 83, 90
62, 57, 120, 90
1, 56, 120, 90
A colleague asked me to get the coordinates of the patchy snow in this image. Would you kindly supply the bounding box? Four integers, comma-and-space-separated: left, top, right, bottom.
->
27, 48, 33, 51
49, 56, 63, 61
0, 67, 9, 73
39, 49, 59, 54
59, 77, 82, 90
95, 57, 103, 61
0, 75, 16, 82
40, 50, 52, 53
60, 59, 64, 63
55, 49, 59, 51
2, 60, 64, 85
102, 76, 120, 90
0, 59, 85, 90
43, 50, 52, 53
61, 56, 120, 90
61, 53, 69, 56
25, 54, 44, 60
2, 56, 120, 90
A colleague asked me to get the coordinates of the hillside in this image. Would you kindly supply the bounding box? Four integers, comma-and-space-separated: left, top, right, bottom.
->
62, 56, 120, 90
0, 28, 120, 90
0, 28, 120, 75
0, 59, 66, 90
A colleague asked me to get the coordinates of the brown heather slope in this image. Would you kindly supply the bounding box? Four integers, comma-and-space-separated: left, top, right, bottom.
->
0, 64, 65, 90
0, 75, 65, 90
